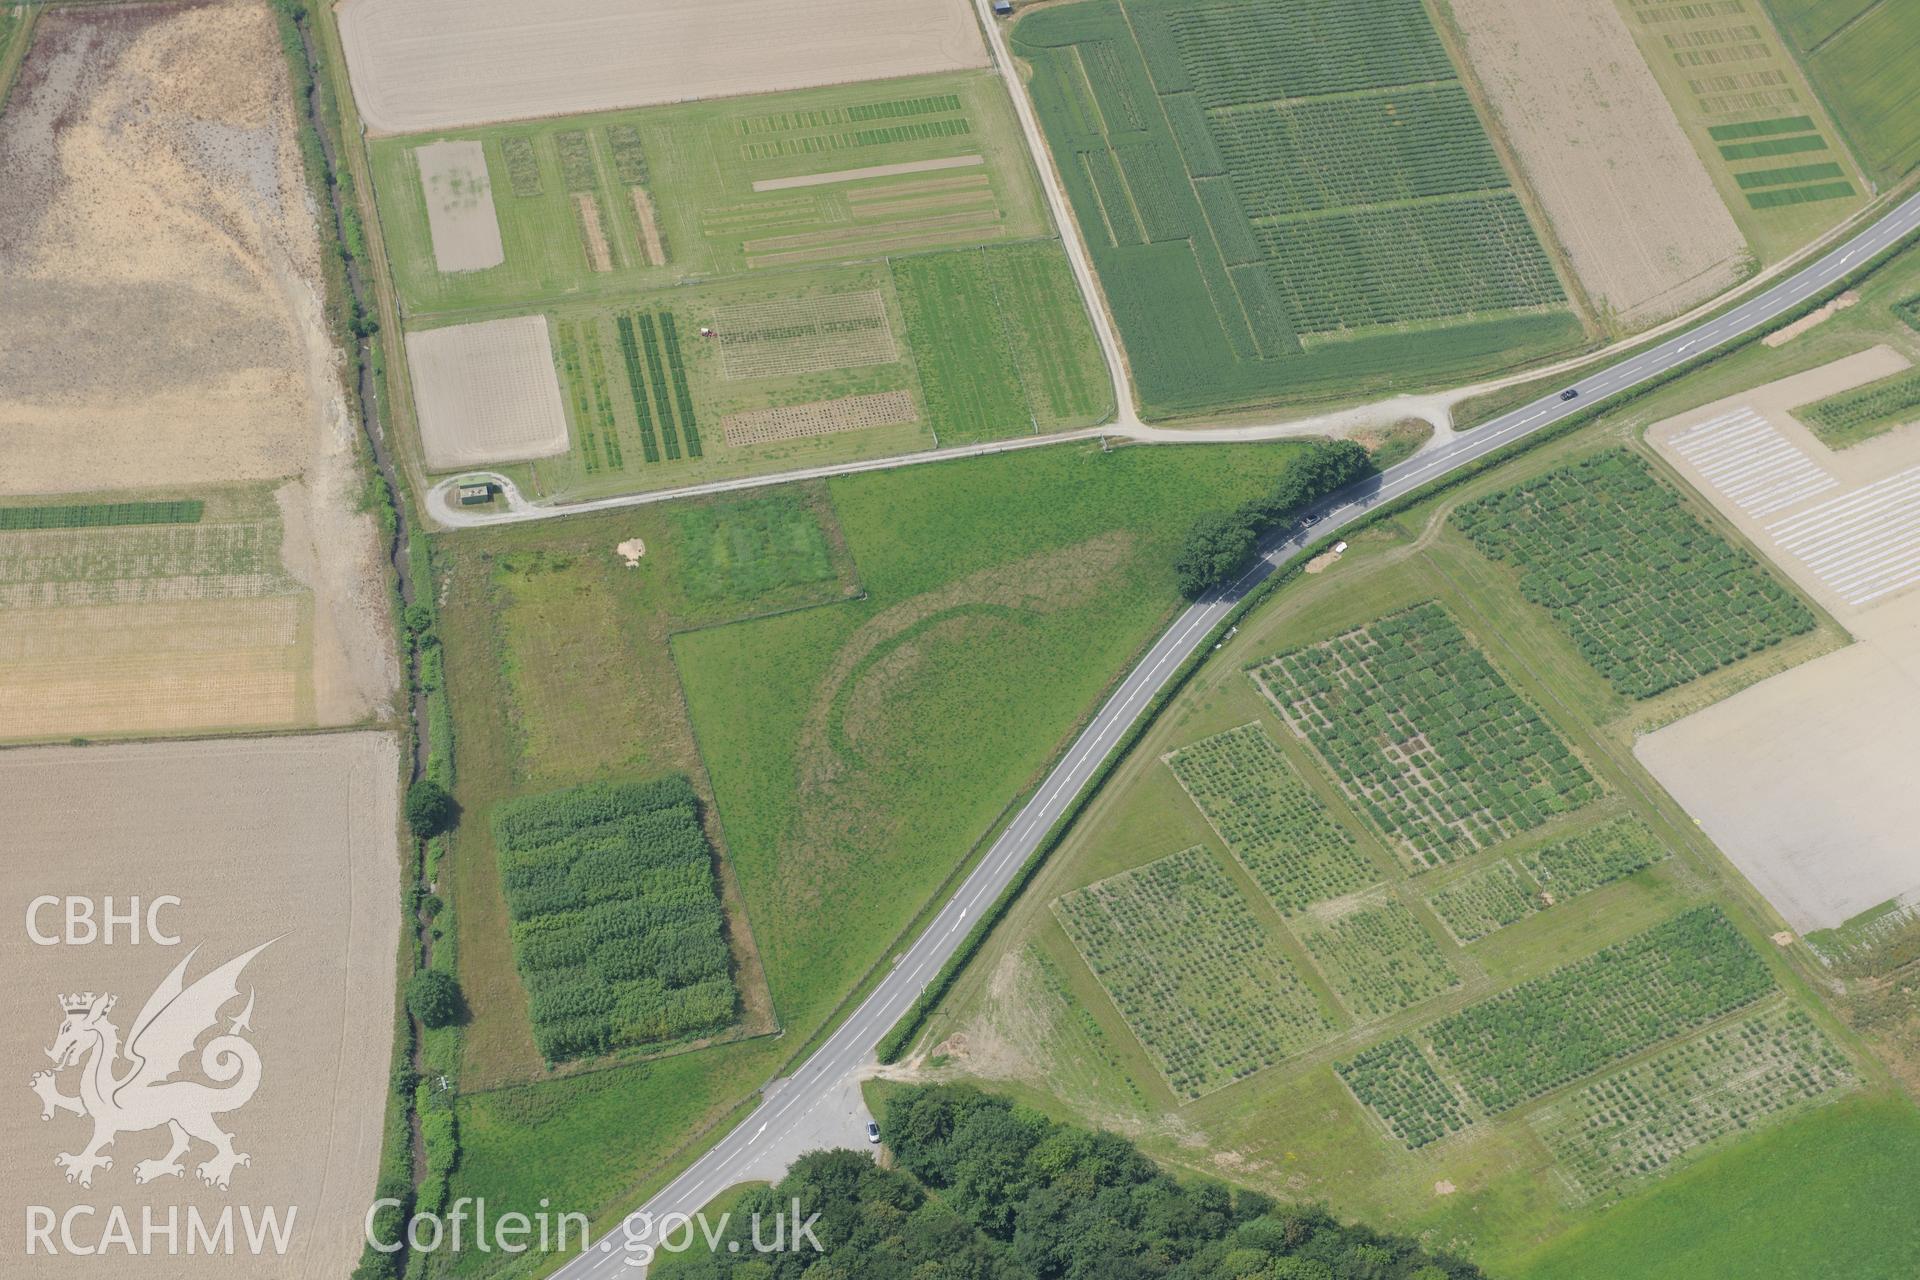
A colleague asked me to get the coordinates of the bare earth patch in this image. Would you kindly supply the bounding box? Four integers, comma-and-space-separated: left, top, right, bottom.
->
0, 0, 394, 738
1766, 291, 1859, 347
336, 0, 988, 134
630, 187, 666, 267
1448, 0, 1748, 325
752, 154, 986, 193
0, 732, 400, 1276
405, 315, 571, 470
1641, 354, 1920, 932
573, 192, 611, 272
415, 138, 503, 272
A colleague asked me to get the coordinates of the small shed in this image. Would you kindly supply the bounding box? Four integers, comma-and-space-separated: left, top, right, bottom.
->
991, 0, 1013, 14
457, 482, 494, 506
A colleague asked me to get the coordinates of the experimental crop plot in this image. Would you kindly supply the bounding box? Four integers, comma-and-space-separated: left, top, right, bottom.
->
1426, 906, 1777, 1115
406, 315, 572, 469
1519, 814, 1670, 900
1533, 1005, 1853, 1203
1336, 1036, 1476, 1150
1454, 449, 1816, 699
721, 391, 919, 447
1011, 0, 1578, 415
714, 293, 898, 380
1165, 723, 1378, 915
415, 139, 504, 272
1298, 898, 1460, 1020
1425, 860, 1540, 944
1252, 603, 1602, 869
1053, 846, 1333, 1099
492, 776, 739, 1063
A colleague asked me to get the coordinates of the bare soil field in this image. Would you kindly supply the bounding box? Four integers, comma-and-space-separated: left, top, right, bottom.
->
335, 0, 988, 135
0, 732, 401, 1277
414, 139, 503, 272
1446, 0, 1750, 326
405, 315, 571, 469
1641, 354, 1920, 932
0, 0, 394, 738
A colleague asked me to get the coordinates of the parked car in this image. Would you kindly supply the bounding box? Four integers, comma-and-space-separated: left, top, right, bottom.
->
866, 1121, 881, 1144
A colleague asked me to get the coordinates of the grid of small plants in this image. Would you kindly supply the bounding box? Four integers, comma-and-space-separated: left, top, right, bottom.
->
1337, 906, 1779, 1149
1452, 450, 1814, 699
1165, 722, 1380, 914
1297, 899, 1460, 1020
1334, 1036, 1475, 1149
1425, 813, 1671, 943
1424, 860, 1540, 943
1519, 814, 1671, 899
1532, 1005, 1853, 1203
1428, 906, 1776, 1114
1053, 846, 1333, 1099
1252, 602, 1602, 868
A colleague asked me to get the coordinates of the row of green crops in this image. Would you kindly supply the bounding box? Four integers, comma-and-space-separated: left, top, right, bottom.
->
491, 775, 737, 1063
1252, 602, 1602, 868
0, 499, 202, 530
1165, 722, 1378, 914
1052, 846, 1332, 1098
1453, 449, 1816, 698
1534, 1005, 1853, 1203
1336, 1036, 1472, 1150
1425, 814, 1670, 943
1795, 366, 1920, 449
1299, 899, 1460, 1020
1426, 906, 1776, 1113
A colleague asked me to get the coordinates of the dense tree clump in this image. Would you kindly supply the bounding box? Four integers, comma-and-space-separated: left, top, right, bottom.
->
405, 779, 456, 837
1174, 441, 1372, 598
662, 1085, 1479, 1280
405, 969, 462, 1029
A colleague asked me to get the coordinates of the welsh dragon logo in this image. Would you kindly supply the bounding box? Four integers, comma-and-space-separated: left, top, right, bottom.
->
28, 940, 274, 1192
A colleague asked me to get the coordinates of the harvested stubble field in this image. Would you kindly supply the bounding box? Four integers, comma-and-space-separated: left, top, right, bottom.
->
406, 315, 572, 470
1013, 0, 1583, 416
0, 0, 392, 739
1447, 0, 1747, 324
337, 0, 987, 135
0, 733, 400, 1277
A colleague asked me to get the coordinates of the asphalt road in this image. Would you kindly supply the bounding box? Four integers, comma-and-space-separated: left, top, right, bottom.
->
541, 186, 1920, 1277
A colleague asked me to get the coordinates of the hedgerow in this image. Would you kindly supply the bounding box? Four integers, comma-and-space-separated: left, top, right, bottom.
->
492, 776, 737, 1062
1453, 450, 1815, 697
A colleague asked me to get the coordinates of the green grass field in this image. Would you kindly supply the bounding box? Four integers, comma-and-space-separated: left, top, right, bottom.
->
1011, 0, 1582, 417
1518, 1095, 1920, 1279
1769, 0, 1920, 184
674, 440, 1320, 1031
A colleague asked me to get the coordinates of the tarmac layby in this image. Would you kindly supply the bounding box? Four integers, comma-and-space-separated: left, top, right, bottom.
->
544, 186, 1920, 1278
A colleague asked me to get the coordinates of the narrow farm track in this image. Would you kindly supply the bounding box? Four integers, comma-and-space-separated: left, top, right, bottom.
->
548, 187, 1920, 1279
